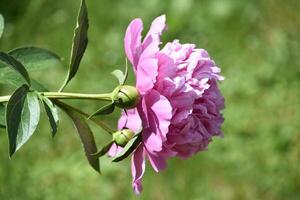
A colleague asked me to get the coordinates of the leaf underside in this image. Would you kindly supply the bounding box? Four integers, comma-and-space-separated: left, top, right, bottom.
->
6, 85, 29, 155
6, 85, 41, 156
39, 96, 59, 137
56, 101, 100, 173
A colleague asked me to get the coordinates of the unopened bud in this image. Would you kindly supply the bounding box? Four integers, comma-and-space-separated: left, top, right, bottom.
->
113, 129, 135, 147
115, 85, 140, 109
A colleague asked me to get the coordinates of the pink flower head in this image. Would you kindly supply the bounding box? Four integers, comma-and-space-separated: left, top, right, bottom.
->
109, 14, 224, 194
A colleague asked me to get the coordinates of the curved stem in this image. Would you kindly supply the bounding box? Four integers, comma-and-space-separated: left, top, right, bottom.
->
0, 92, 112, 103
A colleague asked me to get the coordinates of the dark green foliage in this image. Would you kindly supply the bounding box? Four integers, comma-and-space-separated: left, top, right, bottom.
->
0, 47, 63, 87
0, 103, 5, 128
59, 0, 88, 91
0, 52, 31, 86
6, 85, 40, 156
8, 46, 63, 71
6, 85, 29, 155
92, 141, 113, 158
39, 96, 59, 137
57, 101, 100, 173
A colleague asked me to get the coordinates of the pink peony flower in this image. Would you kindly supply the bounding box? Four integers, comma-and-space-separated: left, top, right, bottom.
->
109, 14, 224, 194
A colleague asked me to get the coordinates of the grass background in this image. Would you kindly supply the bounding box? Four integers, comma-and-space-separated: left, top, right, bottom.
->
0, 0, 299, 199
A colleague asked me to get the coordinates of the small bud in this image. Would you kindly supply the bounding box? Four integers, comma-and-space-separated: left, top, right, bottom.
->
113, 129, 135, 147
115, 85, 140, 109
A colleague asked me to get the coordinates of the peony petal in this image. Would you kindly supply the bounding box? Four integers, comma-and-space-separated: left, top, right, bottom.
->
144, 14, 166, 43
108, 143, 123, 157
131, 145, 145, 194
145, 150, 167, 172
141, 35, 160, 60
143, 130, 163, 152
136, 58, 158, 94
124, 18, 143, 68
148, 90, 172, 138
137, 97, 149, 129
156, 53, 176, 92
118, 108, 142, 133
171, 109, 192, 124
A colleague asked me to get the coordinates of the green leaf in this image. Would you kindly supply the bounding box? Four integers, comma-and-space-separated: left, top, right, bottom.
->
59, 0, 88, 92
112, 134, 142, 162
111, 70, 125, 85
111, 59, 129, 85
6, 85, 40, 156
0, 47, 63, 88
39, 95, 59, 137
88, 102, 115, 119
6, 85, 28, 155
30, 79, 49, 92
7, 46, 63, 70
0, 75, 48, 90
0, 14, 4, 39
0, 103, 5, 128
92, 141, 113, 158
58, 102, 100, 173
0, 52, 31, 86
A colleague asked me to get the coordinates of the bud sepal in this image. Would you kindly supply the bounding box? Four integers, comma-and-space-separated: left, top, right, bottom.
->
113, 85, 140, 109
112, 129, 135, 147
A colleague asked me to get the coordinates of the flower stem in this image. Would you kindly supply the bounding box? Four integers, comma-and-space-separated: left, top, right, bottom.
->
0, 92, 113, 103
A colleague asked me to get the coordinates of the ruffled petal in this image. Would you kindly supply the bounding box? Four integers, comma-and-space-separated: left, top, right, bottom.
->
144, 14, 166, 43
136, 57, 158, 94
124, 18, 143, 68
143, 130, 163, 152
131, 145, 145, 194
118, 108, 142, 133
133, 15, 166, 94
146, 150, 167, 172
148, 90, 172, 138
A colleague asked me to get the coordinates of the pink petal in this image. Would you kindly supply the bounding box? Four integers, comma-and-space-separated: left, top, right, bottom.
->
118, 108, 142, 133
156, 53, 176, 91
141, 35, 160, 60
136, 58, 158, 94
131, 145, 145, 194
143, 130, 163, 152
171, 109, 192, 124
124, 18, 143, 68
149, 90, 172, 138
108, 143, 123, 157
137, 97, 149, 129
145, 150, 167, 172
144, 15, 166, 44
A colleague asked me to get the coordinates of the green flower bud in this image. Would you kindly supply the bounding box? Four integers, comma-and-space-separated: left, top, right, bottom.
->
115, 85, 140, 109
113, 129, 135, 147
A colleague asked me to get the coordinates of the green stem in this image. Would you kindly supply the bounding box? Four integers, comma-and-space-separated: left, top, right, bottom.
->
0, 92, 112, 103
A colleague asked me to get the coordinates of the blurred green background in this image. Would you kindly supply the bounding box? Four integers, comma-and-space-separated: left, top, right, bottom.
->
0, 0, 299, 199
